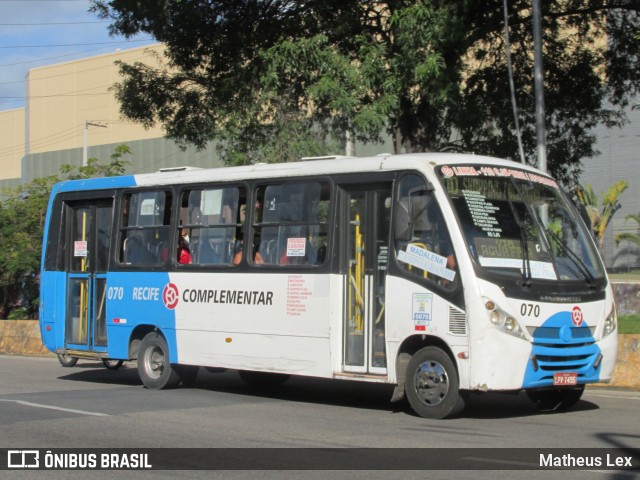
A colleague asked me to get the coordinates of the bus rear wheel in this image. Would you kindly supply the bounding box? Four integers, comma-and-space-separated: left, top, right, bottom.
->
405, 346, 464, 419
527, 385, 585, 412
102, 359, 124, 370
138, 332, 180, 389
57, 353, 78, 367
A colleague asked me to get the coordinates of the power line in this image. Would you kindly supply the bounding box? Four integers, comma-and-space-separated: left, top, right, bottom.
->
0, 48, 159, 87
0, 41, 145, 49
0, 21, 107, 26
0, 51, 155, 86
0, 41, 155, 67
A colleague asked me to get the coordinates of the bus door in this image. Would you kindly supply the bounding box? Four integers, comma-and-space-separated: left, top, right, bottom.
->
341, 184, 392, 375
64, 200, 113, 354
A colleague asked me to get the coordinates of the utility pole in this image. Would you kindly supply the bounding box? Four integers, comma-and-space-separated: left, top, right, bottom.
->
532, 0, 547, 173
83, 120, 107, 167
345, 129, 356, 157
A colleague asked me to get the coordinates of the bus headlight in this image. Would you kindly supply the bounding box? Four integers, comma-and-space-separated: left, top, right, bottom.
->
603, 305, 617, 338
483, 298, 527, 340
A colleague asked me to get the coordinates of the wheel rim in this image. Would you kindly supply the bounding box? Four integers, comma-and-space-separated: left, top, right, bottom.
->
413, 360, 449, 407
144, 345, 165, 380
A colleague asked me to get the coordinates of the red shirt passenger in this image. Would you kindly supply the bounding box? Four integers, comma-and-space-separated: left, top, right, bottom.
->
177, 236, 192, 264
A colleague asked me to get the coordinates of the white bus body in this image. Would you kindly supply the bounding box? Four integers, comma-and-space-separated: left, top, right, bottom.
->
40, 153, 617, 418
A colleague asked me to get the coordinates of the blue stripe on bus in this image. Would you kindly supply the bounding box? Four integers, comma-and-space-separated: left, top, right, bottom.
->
52, 175, 138, 194
39, 271, 66, 352
105, 272, 177, 361
523, 311, 602, 388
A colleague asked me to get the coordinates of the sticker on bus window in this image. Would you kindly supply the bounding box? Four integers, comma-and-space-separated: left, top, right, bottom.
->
74, 240, 87, 257
398, 244, 456, 282
202, 189, 223, 215
140, 198, 156, 216
478, 257, 557, 280
287, 237, 306, 257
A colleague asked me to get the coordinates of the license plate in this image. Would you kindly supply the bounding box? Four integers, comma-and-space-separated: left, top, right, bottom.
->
553, 372, 578, 386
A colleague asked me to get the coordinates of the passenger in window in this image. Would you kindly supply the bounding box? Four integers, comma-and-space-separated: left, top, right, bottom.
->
234, 199, 264, 265
180, 227, 190, 244
177, 235, 192, 264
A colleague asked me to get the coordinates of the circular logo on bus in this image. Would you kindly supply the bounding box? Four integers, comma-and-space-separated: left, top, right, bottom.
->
572, 306, 583, 327
163, 283, 179, 310
441, 166, 454, 177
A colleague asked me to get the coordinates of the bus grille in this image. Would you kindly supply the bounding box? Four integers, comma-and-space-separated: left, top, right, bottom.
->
526, 325, 600, 383
448, 307, 467, 335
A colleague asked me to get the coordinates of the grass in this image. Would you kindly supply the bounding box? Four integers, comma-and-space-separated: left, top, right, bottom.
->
618, 314, 640, 334
609, 271, 640, 282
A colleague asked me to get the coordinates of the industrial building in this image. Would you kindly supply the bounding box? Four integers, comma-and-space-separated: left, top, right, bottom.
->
0, 43, 637, 269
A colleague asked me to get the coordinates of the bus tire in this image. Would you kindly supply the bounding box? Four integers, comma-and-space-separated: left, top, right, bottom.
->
527, 385, 585, 412
137, 332, 181, 389
405, 346, 464, 419
102, 359, 124, 370
57, 353, 78, 367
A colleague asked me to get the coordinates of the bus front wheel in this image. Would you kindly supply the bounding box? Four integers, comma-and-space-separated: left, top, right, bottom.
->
405, 346, 464, 419
138, 332, 180, 389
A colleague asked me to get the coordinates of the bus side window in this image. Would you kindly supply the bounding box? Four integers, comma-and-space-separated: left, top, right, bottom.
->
252, 182, 330, 267
119, 190, 172, 265
394, 174, 458, 289
179, 186, 244, 266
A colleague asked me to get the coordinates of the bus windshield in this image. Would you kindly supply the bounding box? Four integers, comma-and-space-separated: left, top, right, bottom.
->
438, 165, 606, 286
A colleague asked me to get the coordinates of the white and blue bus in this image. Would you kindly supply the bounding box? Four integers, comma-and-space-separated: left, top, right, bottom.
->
39, 153, 617, 418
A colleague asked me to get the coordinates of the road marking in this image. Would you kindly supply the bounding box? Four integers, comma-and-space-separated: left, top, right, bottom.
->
0, 399, 110, 417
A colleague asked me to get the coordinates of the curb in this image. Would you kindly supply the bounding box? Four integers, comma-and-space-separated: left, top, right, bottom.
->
1, 320, 638, 389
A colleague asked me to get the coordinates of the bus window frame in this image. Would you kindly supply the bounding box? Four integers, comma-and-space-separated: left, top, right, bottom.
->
174, 182, 249, 268
116, 188, 174, 269
248, 177, 334, 270
44, 190, 118, 272
389, 171, 464, 303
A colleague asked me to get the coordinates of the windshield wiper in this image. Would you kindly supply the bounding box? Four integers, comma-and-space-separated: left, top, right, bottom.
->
517, 217, 532, 287
545, 227, 596, 288
505, 187, 532, 287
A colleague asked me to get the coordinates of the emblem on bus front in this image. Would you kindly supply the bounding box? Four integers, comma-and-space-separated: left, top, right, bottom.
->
572, 306, 583, 327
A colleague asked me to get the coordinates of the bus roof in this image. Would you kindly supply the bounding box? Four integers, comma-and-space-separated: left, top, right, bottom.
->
50, 152, 549, 194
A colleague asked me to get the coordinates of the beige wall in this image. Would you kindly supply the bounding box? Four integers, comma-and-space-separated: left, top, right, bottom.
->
26, 44, 166, 156
0, 108, 25, 180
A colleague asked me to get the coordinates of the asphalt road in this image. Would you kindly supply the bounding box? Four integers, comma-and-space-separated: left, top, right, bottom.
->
1, 355, 639, 480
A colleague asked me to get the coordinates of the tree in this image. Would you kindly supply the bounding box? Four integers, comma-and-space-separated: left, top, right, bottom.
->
615, 213, 640, 249
91, 1, 640, 183
574, 180, 629, 258
0, 146, 131, 319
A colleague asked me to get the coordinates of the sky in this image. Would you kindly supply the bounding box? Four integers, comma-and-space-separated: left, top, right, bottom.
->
0, 0, 157, 112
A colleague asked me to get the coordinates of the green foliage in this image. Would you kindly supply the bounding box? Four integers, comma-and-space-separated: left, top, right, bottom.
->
60, 144, 131, 179
0, 146, 131, 319
91, 1, 640, 182
575, 180, 628, 256
618, 314, 640, 334
616, 213, 640, 249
